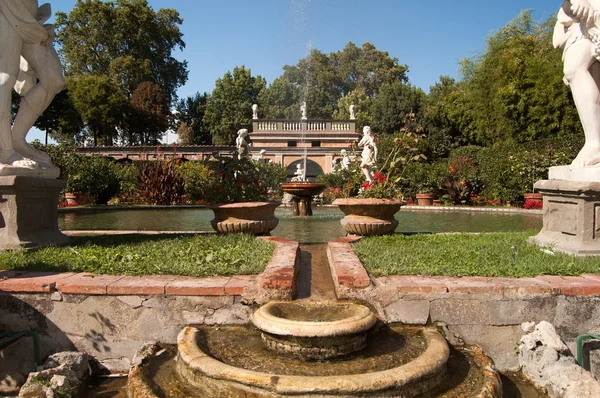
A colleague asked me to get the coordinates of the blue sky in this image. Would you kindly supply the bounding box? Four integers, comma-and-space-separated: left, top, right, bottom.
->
29, 0, 559, 143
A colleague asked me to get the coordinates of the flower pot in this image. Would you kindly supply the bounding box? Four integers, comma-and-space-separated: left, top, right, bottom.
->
64, 192, 89, 206
209, 202, 280, 235
333, 198, 404, 236
523, 192, 543, 209
416, 193, 434, 206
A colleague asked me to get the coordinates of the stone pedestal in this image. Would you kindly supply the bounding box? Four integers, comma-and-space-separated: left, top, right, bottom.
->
531, 179, 600, 256
0, 176, 68, 251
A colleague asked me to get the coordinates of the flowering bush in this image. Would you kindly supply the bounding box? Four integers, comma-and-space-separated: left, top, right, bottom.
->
358, 173, 402, 199
523, 199, 543, 210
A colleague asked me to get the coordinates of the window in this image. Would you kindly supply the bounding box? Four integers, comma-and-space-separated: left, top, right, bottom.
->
311, 141, 321, 147
288, 141, 297, 147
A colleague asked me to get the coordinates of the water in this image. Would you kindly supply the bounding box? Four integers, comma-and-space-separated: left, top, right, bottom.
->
59, 207, 542, 243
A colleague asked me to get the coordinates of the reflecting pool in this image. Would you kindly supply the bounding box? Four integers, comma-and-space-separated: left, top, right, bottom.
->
59, 207, 542, 243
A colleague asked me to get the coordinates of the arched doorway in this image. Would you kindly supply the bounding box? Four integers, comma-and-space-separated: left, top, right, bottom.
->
286, 159, 324, 181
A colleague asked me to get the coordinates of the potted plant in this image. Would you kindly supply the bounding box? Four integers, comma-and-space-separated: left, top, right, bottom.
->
200, 154, 286, 235
334, 173, 405, 236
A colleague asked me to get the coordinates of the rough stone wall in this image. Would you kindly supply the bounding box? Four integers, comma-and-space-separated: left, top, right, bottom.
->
0, 293, 253, 372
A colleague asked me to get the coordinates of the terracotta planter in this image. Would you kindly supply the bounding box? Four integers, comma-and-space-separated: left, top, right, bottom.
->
64, 192, 89, 206
333, 198, 404, 236
524, 192, 543, 208
416, 193, 434, 206
209, 202, 280, 235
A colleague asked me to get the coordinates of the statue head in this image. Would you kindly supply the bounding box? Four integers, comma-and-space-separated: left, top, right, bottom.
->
237, 128, 248, 138
363, 126, 372, 135
340, 149, 347, 155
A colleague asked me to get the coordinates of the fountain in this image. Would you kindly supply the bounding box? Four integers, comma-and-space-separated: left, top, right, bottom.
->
128, 300, 503, 397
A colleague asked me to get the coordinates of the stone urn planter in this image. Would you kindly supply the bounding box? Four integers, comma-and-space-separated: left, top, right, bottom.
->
208, 201, 280, 235
64, 192, 89, 206
333, 198, 404, 236
415, 193, 434, 206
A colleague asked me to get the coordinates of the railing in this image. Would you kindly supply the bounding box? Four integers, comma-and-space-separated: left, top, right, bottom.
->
253, 120, 355, 133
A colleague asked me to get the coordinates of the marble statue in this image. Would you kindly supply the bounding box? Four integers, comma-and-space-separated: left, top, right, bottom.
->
0, 1, 65, 178
340, 149, 351, 170
256, 149, 268, 162
300, 102, 307, 120
554, 0, 600, 170
358, 126, 377, 182
291, 163, 305, 182
349, 104, 356, 120
252, 104, 258, 120
236, 128, 249, 160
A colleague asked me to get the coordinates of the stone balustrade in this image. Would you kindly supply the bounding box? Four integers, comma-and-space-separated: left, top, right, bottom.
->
253, 120, 355, 133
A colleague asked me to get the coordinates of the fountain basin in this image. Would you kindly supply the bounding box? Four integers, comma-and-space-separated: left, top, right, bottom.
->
251, 301, 377, 359
281, 183, 325, 216
175, 325, 451, 397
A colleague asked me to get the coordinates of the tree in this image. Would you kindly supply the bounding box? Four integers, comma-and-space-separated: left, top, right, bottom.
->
175, 92, 211, 144
369, 81, 425, 135
204, 66, 266, 145
128, 82, 171, 145
67, 75, 127, 146
259, 78, 301, 119
55, 0, 188, 144
454, 11, 581, 146
35, 89, 85, 145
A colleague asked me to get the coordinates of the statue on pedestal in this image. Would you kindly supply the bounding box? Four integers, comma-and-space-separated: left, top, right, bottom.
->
236, 128, 249, 160
349, 104, 356, 120
252, 104, 258, 120
0, 1, 65, 178
300, 102, 307, 120
554, 0, 600, 171
291, 164, 305, 182
358, 126, 377, 183
340, 149, 351, 170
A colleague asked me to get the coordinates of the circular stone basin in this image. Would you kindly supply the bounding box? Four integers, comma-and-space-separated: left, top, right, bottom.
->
281, 183, 326, 196
251, 301, 377, 360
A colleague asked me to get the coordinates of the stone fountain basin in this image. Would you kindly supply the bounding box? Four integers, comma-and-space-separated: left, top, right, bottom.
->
281, 183, 326, 196
176, 325, 451, 397
252, 301, 376, 337
251, 301, 378, 359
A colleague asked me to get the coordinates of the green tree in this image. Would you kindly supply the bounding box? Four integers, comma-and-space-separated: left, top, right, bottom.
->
175, 92, 211, 144
259, 78, 301, 119
55, 0, 188, 144
67, 75, 127, 146
369, 81, 425, 135
455, 11, 580, 145
204, 66, 266, 145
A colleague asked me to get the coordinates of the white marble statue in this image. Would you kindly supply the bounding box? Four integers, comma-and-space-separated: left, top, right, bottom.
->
251, 104, 258, 120
349, 104, 356, 120
340, 149, 351, 170
0, 1, 65, 178
291, 163, 305, 182
554, 0, 600, 170
300, 101, 307, 120
255, 149, 268, 162
236, 128, 249, 160
358, 126, 377, 182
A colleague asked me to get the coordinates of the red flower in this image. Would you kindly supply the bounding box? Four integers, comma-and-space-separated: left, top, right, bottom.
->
373, 173, 386, 183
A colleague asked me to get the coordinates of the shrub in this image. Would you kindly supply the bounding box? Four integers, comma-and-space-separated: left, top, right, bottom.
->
179, 161, 212, 203
523, 199, 543, 210
139, 161, 185, 205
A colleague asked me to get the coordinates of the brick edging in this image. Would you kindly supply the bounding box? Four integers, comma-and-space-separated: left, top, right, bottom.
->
0, 237, 300, 299
256, 236, 300, 301
327, 237, 371, 290
326, 237, 600, 297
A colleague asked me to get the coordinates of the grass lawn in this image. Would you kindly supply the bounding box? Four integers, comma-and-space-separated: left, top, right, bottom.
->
0, 234, 274, 277
353, 231, 600, 278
